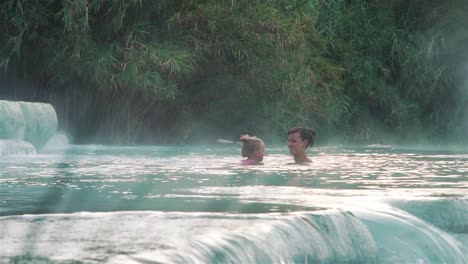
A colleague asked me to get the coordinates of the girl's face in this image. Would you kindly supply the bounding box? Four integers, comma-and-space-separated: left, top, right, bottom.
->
288, 132, 307, 156
253, 143, 265, 161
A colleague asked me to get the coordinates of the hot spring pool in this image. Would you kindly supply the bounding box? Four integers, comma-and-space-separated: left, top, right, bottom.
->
1, 144, 467, 263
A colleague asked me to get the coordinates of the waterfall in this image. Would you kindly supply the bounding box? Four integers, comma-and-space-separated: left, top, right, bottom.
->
0, 140, 36, 156
108, 210, 378, 264
0, 100, 58, 154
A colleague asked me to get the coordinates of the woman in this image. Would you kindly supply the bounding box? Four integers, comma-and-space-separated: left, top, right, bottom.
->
287, 127, 316, 164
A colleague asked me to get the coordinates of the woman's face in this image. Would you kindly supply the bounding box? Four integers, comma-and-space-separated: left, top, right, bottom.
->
288, 132, 307, 156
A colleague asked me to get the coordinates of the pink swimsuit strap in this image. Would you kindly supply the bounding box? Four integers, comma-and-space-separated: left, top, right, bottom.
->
240, 159, 258, 165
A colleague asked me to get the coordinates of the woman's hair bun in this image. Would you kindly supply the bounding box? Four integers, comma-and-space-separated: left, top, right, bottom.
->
240, 134, 250, 142
307, 128, 316, 136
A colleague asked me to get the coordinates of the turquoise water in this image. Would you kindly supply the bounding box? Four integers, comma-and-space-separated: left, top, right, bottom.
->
1, 144, 467, 263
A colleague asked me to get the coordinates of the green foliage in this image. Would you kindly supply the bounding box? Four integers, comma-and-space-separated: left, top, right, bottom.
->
163, 0, 342, 140
316, 0, 468, 143
1, 0, 194, 99
1, 0, 467, 144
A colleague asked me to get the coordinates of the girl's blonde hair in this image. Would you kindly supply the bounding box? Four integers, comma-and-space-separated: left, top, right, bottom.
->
240, 135, 263, 157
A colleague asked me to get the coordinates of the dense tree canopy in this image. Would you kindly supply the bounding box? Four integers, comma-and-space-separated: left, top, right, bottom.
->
1, 0, 467, 144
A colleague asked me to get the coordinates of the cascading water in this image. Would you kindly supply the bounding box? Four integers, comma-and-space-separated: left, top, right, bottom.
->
355, 205, 467, 263
110, 210, 377, 264
391, 198, 468, 234
1, 210, 378, 264
0, 100, 24, 140
0, 140, 36, 155
0, 100, 58, 155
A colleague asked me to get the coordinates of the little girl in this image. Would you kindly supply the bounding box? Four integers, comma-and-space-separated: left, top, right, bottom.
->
240, 135, 265, 165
